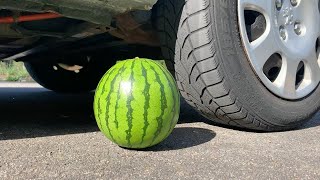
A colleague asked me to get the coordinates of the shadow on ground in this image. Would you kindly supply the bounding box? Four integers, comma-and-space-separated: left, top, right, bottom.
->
0, 87, 98, 140
0, 86, 319, 141
299, 113, 320, 130
145, 127, 216, 151
0, 87, 210, 141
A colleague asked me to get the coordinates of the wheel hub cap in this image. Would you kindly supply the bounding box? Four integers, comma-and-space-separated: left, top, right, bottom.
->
238, 0, 320, 99
281, 6, 294, 26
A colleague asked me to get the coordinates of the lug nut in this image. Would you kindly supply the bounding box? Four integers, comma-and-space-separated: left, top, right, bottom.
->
276, 0, 283, 10
291, 0, 298, 6
294, 22, 302, 35
279, 26, 287, 40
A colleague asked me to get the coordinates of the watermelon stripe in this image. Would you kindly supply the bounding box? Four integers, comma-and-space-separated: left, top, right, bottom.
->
125, 61, 136, 147
154, 62, 179, 137
114, 68, 124, 129
151, 62, 176, 141
147, 62, 168, 145
96, 67, 117, 132
104, 63, 128, 142
140, 62, 151, 145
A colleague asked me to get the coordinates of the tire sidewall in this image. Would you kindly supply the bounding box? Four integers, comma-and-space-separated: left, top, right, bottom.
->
213, 0, 320, 125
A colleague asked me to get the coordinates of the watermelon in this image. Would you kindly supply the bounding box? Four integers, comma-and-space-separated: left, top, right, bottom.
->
94, 58, 180, 149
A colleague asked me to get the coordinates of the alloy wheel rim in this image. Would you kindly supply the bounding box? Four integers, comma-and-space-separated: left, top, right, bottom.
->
238, 0, 320, 99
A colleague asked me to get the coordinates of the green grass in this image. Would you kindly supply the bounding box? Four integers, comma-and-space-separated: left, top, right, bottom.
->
0, 61, 31, 82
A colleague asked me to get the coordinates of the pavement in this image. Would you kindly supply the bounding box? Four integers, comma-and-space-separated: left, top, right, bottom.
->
0, 82, 320, 179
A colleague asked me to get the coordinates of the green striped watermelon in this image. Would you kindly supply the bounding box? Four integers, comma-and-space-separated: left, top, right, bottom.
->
94, 58, 180, 149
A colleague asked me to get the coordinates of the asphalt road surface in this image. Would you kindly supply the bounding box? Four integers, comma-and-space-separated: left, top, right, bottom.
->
0, 82, 320, 179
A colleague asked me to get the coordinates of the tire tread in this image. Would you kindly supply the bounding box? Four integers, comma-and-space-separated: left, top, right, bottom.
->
153, 0, 297, 131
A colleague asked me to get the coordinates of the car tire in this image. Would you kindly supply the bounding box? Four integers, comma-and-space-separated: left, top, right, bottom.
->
24, 56, 110, 93
154, 0, 320, 131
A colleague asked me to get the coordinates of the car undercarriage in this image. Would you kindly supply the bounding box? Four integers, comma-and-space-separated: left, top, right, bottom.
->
0, 0, 159, 62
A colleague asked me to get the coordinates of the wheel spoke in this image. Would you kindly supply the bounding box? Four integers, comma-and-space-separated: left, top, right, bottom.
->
318, 0, 320, 28
313, 0, 320, 37
304, 51, 320, 83
274, 59, 299, 97
318, 13, 320, 37
248, 29, 279, 71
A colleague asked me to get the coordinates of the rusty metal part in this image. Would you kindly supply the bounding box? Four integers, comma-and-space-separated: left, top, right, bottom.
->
109, 11, 159, 46
0, 13, 61, 24
0, 0, 158, 25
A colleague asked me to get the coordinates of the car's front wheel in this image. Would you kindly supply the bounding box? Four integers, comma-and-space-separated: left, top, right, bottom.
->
155, 0, 320, 131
